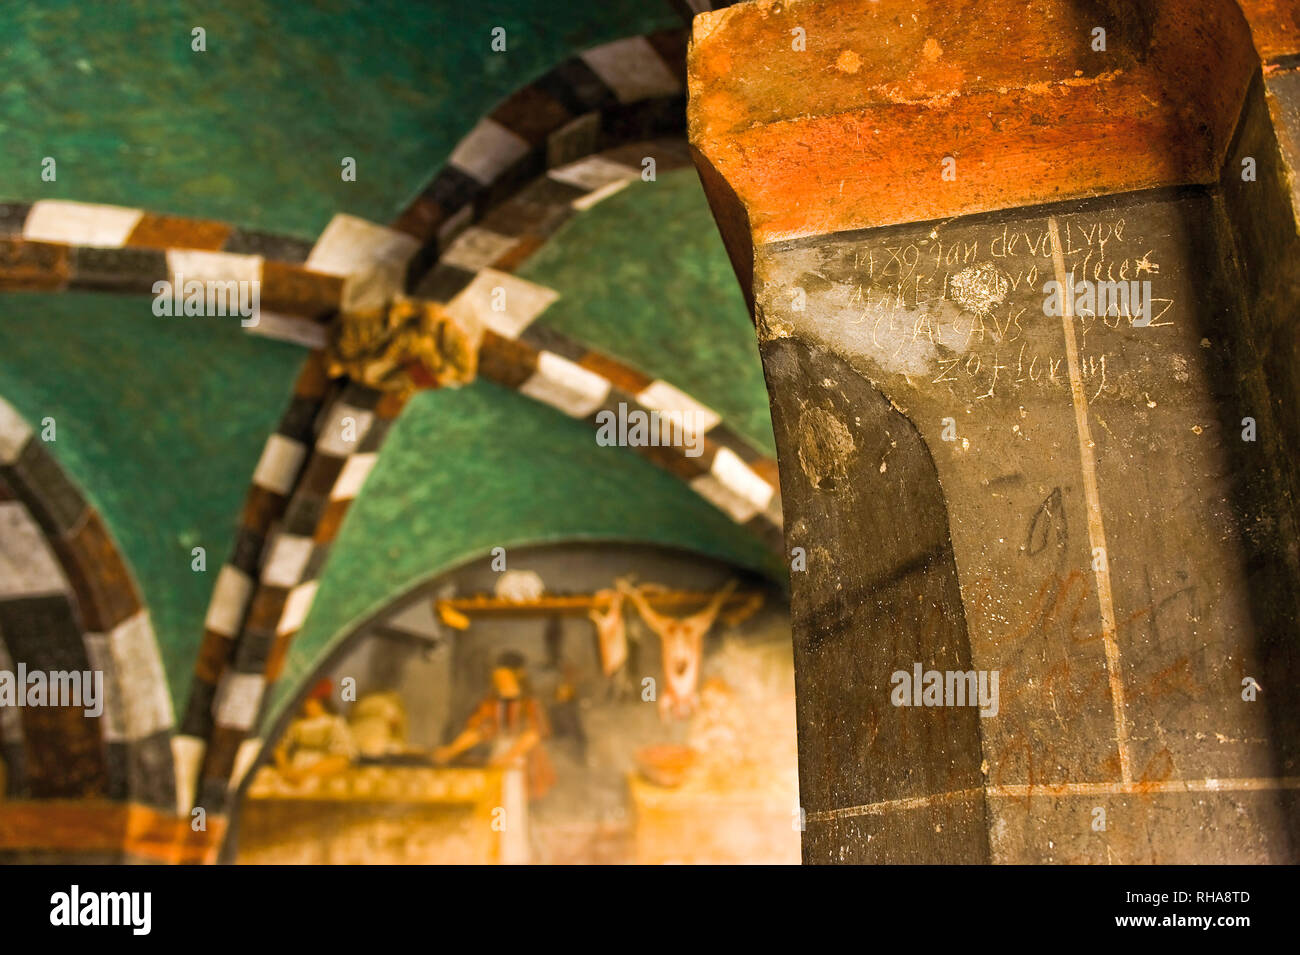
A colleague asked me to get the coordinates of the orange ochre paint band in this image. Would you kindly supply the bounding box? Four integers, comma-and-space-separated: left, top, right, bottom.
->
0, 801, 224, 864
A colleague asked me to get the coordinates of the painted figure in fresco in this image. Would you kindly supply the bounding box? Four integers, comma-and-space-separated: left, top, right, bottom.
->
588, 587, 628, 677
273, 679, 357, 782
433, 651, 555, 864
618, 578, 738, 720
348, 690, 409, 758
548, 663, 588, 764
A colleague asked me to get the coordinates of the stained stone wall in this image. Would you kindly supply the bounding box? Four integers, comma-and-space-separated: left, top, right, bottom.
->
754, 183, 1299, 862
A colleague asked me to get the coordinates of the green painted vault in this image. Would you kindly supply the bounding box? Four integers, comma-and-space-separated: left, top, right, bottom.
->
0, 0, 682, 236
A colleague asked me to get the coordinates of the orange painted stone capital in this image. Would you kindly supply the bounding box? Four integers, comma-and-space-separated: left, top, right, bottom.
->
688, 0, 1285, 248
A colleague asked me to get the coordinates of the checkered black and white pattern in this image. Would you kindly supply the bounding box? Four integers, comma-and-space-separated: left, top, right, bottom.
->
0, 395, 175, 809
393, 28, 693, 288
0, 198, 349, 348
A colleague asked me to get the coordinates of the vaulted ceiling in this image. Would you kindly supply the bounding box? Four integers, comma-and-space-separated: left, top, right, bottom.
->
0, 0, 777, 735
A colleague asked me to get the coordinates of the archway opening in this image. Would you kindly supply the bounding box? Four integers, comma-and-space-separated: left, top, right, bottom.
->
228, 542, 797, 864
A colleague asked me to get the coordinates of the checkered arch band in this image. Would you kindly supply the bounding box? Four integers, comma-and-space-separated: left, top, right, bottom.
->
0, 395, 175, 810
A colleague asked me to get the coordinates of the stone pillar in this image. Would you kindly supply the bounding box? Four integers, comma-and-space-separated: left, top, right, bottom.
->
690, 0, 1300, 863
